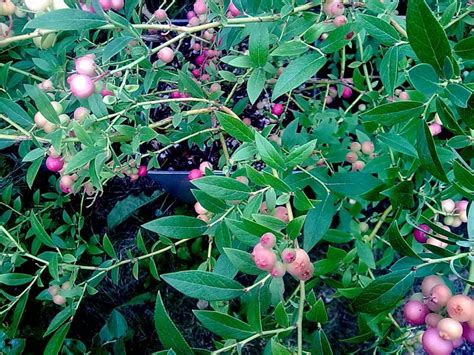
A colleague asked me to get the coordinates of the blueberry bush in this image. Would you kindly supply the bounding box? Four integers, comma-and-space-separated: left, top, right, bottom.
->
0, 0, 473, 354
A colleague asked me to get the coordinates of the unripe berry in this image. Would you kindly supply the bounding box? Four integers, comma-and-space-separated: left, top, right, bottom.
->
361, 141, 374, 155
0, 1, 16, 17
252, 244, 276, 271
74, 107, 90, 122
422, 328, 454, 355
429, 123, 442, 136
260, 232, 276, 249
413, 224, 430, 243
351, 160, 365, 171
273, 206, 289, 223
46, 156, 64, 172
158, 47, 174, 64
242, 117, 252, 126
324, 96, 333, 105
323, 0, 345, 17
421, 275, 444, 296
25, 0, 52, 12
194, 202, 207, 215
459, 210, 468, 223
52, 294, 66, 305
450, 217, 462, 228
271, 103, 284, 116
111, 0, 124, 11
447, 295, 473, 322
333, 15, 347, 27
398, 91, 410, 101
69, 74, 95, 99
427, 284, 452, 311
210, 83, 221, 93
403, 300, 429, 325
193, 1, 207, 15
441, 199, 455, 214
154, 9, 168, 21
437, 318, 463, 341
75, 55, 97, 76
281, 248, 296, 263
188, 169, 203, 180
359, 222, 369, 233
61, 281, 71, 290
50, 101, 63, 115
138, 165, 148, 177
34, 112, 48, 127
40, 79, 54, 91
345, 152, 358, 163
199, 161, 212, 173
426, 236, 448, 249
48, 285, 59, 296
43, 122, 57, 134
425, 313, 442, 328
350, 142, 361, 152
270, 261, 286, 278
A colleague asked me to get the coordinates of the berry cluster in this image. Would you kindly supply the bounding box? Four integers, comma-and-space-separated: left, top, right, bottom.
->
67, 54, 113, 99
403, 275, 474, 354
251, 233, 314, 281
81, 0, 124, 13
188, 161, 212, 181
47, 281, 72, 306
345, 140, 375, 171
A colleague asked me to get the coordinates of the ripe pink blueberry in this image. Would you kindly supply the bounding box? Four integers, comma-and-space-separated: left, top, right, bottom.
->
345, 152, 358, 163
437, 318, 463, 341
413, 224, 430, 243
34, 112, 48, 127
187, 11, 196, 20
194, 202, 207, 215
210, 83, 221, 92
271, 103, 284, 116
197, 214, 209, 223
281, 248, 296, 263
421, 275, 444, 296
425, 313, 442, 328
463, 322, 474, 344
188, 169, 203, 180
286, 249, 313, 280
427, 284, 452, 311
447, 295, 473, 322
227, 1, 240, 17
69, 74, 95, 99
100, 0, 112, 11
422, 328, 454, 355
158, 47, 174, 63
154, 9, 167, 21
398, 91, 410, 101
252, 244, 276, 271
352, 160, 365, 171
403, 300, 429, 325
138, 165, 148, 177
333, 15, 347, 27
188, 16, 200, 27
48, 285, 59, 296
273, 206, 289, 222
195, 54, 206, 66
270, 262, 286, 278
46, 156, 64, 172
193, 1, 207, 15
111, 0, 124, 10
455, 200, 468, 212
323, 0, 345, 17
74, 107, 90, 122
350, 142, 361, 152
52, 294, 66, 305
361, 141, 374, 155
260, 232, 276, 249
199, 161, 212, 173
429, 123, 442, 136
324, 96, 333, 105
341, 86, 352, 98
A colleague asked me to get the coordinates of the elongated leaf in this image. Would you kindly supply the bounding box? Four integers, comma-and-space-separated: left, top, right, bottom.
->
247, 68, 266, 104
272, 52, 326, 100
386, 222, 420, 258
142, 216, 207, 238
255, 132, 286, 170
25, 9, 107, 30
0, 273, 33, 286
361, 101, 425, 125
378, 132, 418, 158
435, 98, 463, 134
406, 0, 452, 75
359, 14, 400, 45
286, 140, 317, 167
103, 36, 134, 63
224, 248, 262, 275
416, 120, 448, 182
454, 36, 474, 60
154, 292, 193, 354
272, 41, 308, 57
193, 311, 254, 340
24, 84, 60, 125
178, 70, 205, 98
380, 46, 399, 95
326, 172, 383, 197
44, 308, 74, 337
0, 98, 32, 128
64, 147, 103, 174
216, 111, 255, 142
161, 271, 244, 301
304, 193, 335, 251
353, 270, 415, 313
192, 176, 250, 200
408, 63, 442, 96
249, 23, 269, 67
31, 212, 55, 247
43, 322, 71, 355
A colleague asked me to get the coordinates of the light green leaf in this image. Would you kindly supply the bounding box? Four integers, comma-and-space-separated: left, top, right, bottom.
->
194, 311, 254, 340
142, 216, 207, 238
25, 9, 107, 30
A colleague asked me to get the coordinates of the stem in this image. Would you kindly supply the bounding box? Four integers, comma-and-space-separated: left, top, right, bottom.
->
367, 205, 393, 241
243, 274, 272, 292
297, 280, 306, 355
0, 63, 46, 81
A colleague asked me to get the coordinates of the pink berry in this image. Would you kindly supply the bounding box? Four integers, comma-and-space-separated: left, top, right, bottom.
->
192, 69, 201, 78
345, 152, 358, 163
154, 9, 167, 21
425, 313, 442, 328
171, 91, 181, 99
437, 318, 463, 341
342, 86, 352, 98
235, 176, 249, 185
193, 1, 207, 15
194, 202, 207, 215
73, 107, 90, 122
350, 142, 361, 151
447, 295, 473, 322
110, 0, 124, 11
422, 275, 445, 296
101, 86, 113, 97
100, 0, 112, 11
46, 156, 64, 172
270, 262, 286, 278
403, 300, 430, 325
455, 200, 468, 212
413, 224, 430, 243
333, 15, 347, 27
281, 248, 296, 264
52, 295, 66, 305
158, 47, 174, 63
199, 161, 212, 173
429, 123, 442, 136
188, 169, 203, 180
463, 322, 474, 344
273, 206, 289, 222
227, 1, 240, 17
197, 214, 209, 222
252, 244, 276, 271
441, 199, 455, 213
427, 284, 452, 311
195, 54, 206, 66
352, 160, 365, 171
361, 141, 374, 155
271, 103, 284, 116
399, 91, 410, 100
210, 83, 221, 93
48, 285, 59, 296
192, 43, 201, 51
187, 11, 196, 20
422, 328, 454, 355
188, 16, 200, 27
324, 96, 333, 105
286, 249, 312, 280
260, 232, 276, 249
138, 165, 148, 177
69, 74, 95, 99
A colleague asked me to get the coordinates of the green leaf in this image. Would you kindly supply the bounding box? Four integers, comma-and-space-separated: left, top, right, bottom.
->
272, 52, 326, 100
103, 36, 134, 63
103, 235, 117, 259
194, 311, 254, 340
247, 68, 266, 104
286, 140, 317, 167
319, 24, 351, 54
381, 181, 415, 209
161, 271, 244, 301
435, 98, 463, 134
44, 308, 74, 337
361, 101, 425, 125
380, 46, 399, 95
304, 193, 335, 251
454, 36, 474, 60
359, 14, 400, 45
178, 70, 205, 98
22, 148, 44, 162
445, 83, 471, 108
64, 147, 103, 174
378, 132, 418, 158
255, 132, 286, 170
311, 329, 333, 355
416, 120, 448, 182
452, 161, 474, 192
0, 98, 33, 128
224, 248, 262, 275
386, 221, 420, 258
406, 0, 453, 75
154, 292, 194, 354
216, 112, 255, 142
192, 190, 227, 213
352, 270, 415, 314
107, 191, 163, 229
326, 172, 383, 197
25, 9, 107, 30
356, 240, 376, 269
249, 23, 269, 67
468, 202, 474, 240
192, 176, 250, 200
142, 216, 207, 239
271, 41, 308, 56
408, 64, 442, 96
26, 158, 42, 188
287, 215, 306, 239
24, 84, 60, 125
43, 322, 71, 355
10, 290, 28, 337
31, 211, 55, 247
0, 273, 34, 286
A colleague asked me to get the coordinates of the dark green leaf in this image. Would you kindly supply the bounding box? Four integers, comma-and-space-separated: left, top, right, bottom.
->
255, 132, 286, 170
454, 36, 474, 60
103, 36, 134, 63
249, 23, 269, 67
25, 9, 107, 30
408, 64, 442, 96
386, 221, 420, 258
194, 311, 254, 340
43, 322, 71, 355
361, 101, 425, 125
224, 248, 262, 275
304, 193, 335, 251
378, 132, 418, 157
247, 68, 266, 104
380, 46, 399, 95
0, 273, 34, 286
192, 176, 251, 200
381, 181, 415, 209
216, 112, 255, 142
359, 14, 400, 45
416, 120, 448, 182
0, 98, 33, 128
142, 216, 207, 239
